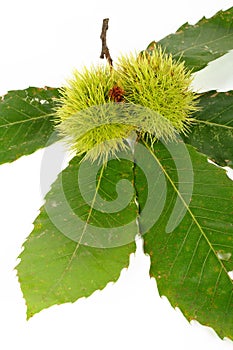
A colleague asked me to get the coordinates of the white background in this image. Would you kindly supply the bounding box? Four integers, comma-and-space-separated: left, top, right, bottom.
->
0, 0, 233, 349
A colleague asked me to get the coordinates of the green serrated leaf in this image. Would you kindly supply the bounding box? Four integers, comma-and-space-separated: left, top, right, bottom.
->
151, 7, 233, 72
17, 153, 137, 318
184, 90, 233, 168
0, 87, 60, 164
139, 141, 233, 339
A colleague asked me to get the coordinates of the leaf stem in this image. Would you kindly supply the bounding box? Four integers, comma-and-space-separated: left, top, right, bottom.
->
100, 18, 113, 68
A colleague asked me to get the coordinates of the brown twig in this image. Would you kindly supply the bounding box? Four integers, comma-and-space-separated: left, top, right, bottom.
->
100, 18, 113, 68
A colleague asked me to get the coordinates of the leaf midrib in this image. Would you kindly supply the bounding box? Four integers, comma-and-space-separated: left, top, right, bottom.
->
143, 140, 233, 286
0, 113, 54, 128
172, 28, 233, 58
192, 118, 233, 130
43, 164, 108, 297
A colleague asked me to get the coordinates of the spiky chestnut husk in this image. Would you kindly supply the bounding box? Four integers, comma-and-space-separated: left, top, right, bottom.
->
56, 65, 114, 121
55, 48, 198, 162
117, 47, 198, 133
55, 65, 135, 163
